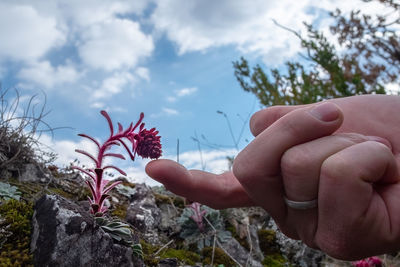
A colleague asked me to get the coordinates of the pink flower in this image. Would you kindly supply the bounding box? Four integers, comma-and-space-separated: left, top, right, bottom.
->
134, 128, 162, 159
188, 202, 207, 232
72, 110, 161, 215
353, 256, 383, 267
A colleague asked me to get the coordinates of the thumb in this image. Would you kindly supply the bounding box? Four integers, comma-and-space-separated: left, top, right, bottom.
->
250, 104, 308, 136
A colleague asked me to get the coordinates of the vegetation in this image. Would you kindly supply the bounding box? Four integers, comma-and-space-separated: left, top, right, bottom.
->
178, 204, 231, 251
140, 239, 201, 266
233, 0, 400, 106
0, 199, 34, 266
0, 88, 57, 179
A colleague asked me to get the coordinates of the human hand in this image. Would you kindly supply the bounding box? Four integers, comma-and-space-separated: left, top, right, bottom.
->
146, 95, 400, 260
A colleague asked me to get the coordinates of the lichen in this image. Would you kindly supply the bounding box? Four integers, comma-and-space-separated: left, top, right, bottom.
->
0, 199, 34, 266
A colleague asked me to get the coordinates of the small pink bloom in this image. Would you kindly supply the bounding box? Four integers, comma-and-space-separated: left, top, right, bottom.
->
135, 128, 162, 159
353, 256, 383, 267
188, 202, 207, 232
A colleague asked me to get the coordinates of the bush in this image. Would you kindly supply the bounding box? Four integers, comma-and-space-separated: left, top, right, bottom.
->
0, 87, 57, 178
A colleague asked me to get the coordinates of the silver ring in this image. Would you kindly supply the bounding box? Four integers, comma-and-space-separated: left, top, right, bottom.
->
284, 196, 317, 210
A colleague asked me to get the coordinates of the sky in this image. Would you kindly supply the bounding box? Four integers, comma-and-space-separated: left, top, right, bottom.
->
0, 0, 393, 185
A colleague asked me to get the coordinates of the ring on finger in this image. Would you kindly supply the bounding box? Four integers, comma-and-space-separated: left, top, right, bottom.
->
284, 196, 317, 210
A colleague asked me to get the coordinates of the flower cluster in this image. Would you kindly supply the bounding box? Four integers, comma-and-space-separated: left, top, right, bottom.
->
72, 110, 161, 215
352, 256, 383, 267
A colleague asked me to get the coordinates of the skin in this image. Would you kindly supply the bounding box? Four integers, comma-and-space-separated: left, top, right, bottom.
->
145, 94, 400, 260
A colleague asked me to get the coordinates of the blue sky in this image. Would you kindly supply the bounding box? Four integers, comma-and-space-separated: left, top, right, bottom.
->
0, 0, 389, 185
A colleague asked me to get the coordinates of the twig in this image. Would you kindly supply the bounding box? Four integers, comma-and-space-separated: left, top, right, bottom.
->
153, 239, 174, 256
211, 233, 216, 266
216, 239, 243, 267
192, 131, 206, 170
203, 215, 243, 267
245, 223, 253, 267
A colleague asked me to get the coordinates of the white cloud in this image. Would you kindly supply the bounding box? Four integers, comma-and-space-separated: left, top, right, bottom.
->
93, 71, 135, 99
166, 96, 177, 103
0, 3, 65, 62
54, 0, 150, 27
17, 60, 80, 89
91, 68, 151, 101
162, 107, 179, 116
151, 0, 302, 62
38, 134, 99, 169
135, 67, 150, 82
90, 102, 105, 109
150, 107, 179, 118
78, 18, 154, 71
385, 82, 400, 95
151, 0, 392, 64
176, 87, 197, 97
178, 149, 237, 173
2, 0, 150, 28
167, 87, 198, 102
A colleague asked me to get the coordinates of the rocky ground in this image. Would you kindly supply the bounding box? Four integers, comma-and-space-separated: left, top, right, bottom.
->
0, 162, 395, 266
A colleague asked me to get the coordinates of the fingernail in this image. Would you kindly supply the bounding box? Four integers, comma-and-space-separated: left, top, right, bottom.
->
309, 102, 340, 122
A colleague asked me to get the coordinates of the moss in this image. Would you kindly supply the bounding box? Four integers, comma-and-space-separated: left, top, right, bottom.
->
258, 229, 280, 255
111, 203, 128, 219
154, 193, 185, 209
0, 199, 34, 266
140, 239, 201, 266
140, 239, 159, 267
172, 196, 185, 209
7, 179, 43, 200
160, 248, 200, 265
202, 247, 235, 266
262, 253, 287, 266
48, 187, 75, 200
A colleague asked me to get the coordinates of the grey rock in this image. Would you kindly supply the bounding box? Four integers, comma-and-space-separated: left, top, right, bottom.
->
219, 237, 263, 267
19, 163, 50, 183
31, 194, 143, 267
268, 219, 324, 267
158, 202, 180, 234
126, 183, 161, 244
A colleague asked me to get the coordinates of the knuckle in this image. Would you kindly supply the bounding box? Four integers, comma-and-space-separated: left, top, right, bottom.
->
281, 146, 313, 176
232, 150, 254, 183
320, 154, 348, 180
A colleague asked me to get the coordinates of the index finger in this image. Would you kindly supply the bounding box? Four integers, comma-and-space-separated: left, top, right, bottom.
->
145, 159, 254, 209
